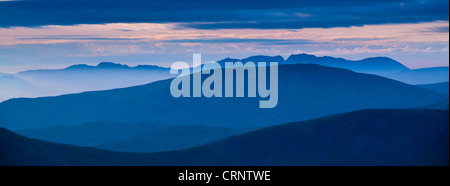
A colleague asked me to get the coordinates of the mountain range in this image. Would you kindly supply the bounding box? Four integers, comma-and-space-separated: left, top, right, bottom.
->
1, 109, 447, 166
0, 63, 446, 130
1, 54, 448, 161
1, 54, 447, 103
0, 62, 175, 102
219, 53, 449, 84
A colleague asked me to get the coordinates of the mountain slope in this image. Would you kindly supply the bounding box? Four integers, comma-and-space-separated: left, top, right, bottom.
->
172, 109, 449, 166
15, 122, 251, 153
387, 67, 449, 85
15, 121, 169, 147
418, 82, 449, 95
0, 63, 447, 130
1, 109, 448, 166
0, 75, 45, 103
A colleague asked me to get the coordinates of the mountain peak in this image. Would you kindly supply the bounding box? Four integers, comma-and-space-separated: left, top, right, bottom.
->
65, 62, 132, 70
241, 55, 285, 63
288, 53, 314, 58
217, 57, 240, 63
96, 62, 131, 69
286, 53, 346, 63
285, 53, 409, 73
65, 64, 92, 69
364, 56, 394, 60
360, 56, 400, 63
134, 65, 169, 70
217, 55, 285, 64
359, 57, 410, 70
65, 62, 168, 70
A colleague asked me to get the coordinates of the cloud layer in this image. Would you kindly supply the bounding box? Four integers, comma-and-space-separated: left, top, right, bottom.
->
0, 0, 448, 29
0, 21, 447, 73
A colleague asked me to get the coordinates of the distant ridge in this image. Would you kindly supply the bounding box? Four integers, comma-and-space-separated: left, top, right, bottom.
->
0, 72, 10, 77
2, 53, 447, 102
0, 62, 176, 102
389, 67, 449, 84
285, 54, 410, 75
0, 75, 42, 103
217, 53, 448, 84
217, 53, 410, 75
54, 62, 169, 71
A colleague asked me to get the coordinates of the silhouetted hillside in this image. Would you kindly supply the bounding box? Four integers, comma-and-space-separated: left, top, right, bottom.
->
1, 109, 448, 166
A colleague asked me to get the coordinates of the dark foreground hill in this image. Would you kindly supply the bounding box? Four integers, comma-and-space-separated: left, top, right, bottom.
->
0, 64, 447, 130
1, 109, 448, 166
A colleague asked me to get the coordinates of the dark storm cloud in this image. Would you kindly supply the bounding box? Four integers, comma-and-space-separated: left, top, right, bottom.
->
0, 0, 448, 28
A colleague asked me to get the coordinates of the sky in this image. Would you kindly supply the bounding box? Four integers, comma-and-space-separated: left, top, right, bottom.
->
0, 0, 448, 73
